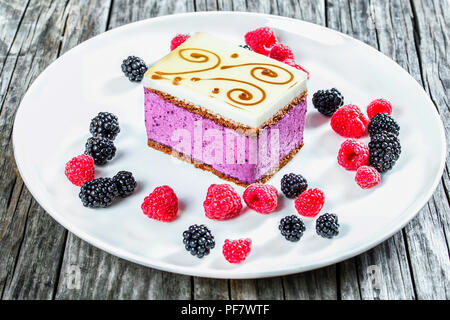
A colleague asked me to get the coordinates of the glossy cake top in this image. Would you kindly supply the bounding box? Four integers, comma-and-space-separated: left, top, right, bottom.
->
144, 33, 308, 128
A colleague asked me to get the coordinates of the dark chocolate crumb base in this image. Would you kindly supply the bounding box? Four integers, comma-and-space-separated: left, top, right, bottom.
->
147, 138, 304, 187
145, 88, 307, 136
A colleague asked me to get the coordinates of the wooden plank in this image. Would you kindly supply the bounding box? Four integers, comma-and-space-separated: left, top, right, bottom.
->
381, 0, 450, 299
407, 0, 450, 299
230, 277, 284, 300
55, 234, 191, 299
283, 265, 337, 300
0, 0, 31, 110
193, 277, 229, 300
0, 0, 114, 300
55, 0, 194, 300
0, 0, 72, 300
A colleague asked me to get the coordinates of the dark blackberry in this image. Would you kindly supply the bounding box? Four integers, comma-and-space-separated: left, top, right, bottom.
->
281, 173, 308, 199
369, 132, 401, 173
84, 136, 116, 165
239, 44, 252, 50
121, 55, 147, 82
312, 88, 344, 116
316, 213, 339, 238
368, 113, 400, 137
279, 215, 306, 242
112, 171, 136, 198
182, 224, 215, 258
89, 112, 120, 140
79, 178, 119, 208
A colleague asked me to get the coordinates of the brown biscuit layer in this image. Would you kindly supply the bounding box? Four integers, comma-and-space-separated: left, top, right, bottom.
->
145, 88, 307, 136
147, 139, 304, 187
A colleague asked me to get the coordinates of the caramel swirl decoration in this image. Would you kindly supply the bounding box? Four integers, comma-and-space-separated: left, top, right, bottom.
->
151, 48, 295, 107
155, 48, 221, 75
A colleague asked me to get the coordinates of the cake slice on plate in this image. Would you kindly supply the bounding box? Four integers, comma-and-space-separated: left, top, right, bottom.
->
143, 32, 308, 186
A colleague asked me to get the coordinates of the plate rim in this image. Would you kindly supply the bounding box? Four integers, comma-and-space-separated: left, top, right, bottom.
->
12, 11, 447, 279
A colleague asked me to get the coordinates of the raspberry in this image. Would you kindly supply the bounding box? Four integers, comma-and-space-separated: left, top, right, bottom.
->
294, 188, 325, 217
141, 186, 178, 222
244, 27, 277, 55
337, 139, 369, 171
284, 58, 310, 78
243, 184, 278, 214
222, 238, 252, 264
269, 43, 294, 62
170, 34, 190, 51
330, 105, 369, 138
355, 166, 381, 189
203, 184, 242, 220
367, 98, 392, 119
65, 154, 95, 186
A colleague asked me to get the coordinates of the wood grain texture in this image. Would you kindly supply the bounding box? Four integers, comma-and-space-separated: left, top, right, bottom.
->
0, 0, 71, 299
0, 0, 448, 300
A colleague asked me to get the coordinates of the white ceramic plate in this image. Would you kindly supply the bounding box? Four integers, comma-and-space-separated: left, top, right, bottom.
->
13, 12, 446, 278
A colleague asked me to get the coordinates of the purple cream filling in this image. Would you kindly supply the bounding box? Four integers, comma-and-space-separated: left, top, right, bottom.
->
144, 89, 307, 184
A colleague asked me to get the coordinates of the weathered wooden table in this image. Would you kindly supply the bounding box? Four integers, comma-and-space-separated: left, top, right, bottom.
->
0, 0, 448, 300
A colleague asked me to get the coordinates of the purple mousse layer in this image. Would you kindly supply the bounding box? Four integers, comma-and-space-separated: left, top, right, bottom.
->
144, 88, 307, 184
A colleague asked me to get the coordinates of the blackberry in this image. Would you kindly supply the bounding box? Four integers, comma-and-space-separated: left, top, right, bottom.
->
84, 136, 116, 165
279, 215, 306, 242
121, 55, 147, 82
239, 44, 252, 50
182, 224, 215, 258
368, 113, 400, 137
369, 132, 401, 173
316, 213, 339, 238
79, 178, 119, 208
312, 88, 344, 116
89, 112, 120, 140
281, 173, 308, 199
113, 171, 136, 198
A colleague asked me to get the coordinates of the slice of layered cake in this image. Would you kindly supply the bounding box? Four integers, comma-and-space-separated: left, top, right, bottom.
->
143, 33, 308, 186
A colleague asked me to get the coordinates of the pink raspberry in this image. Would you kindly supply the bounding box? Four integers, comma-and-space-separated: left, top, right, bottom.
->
222, 238, 252, 263
203, 184, 242, 220
330, 105, 369, 138
284, 58, 310, 78
65, 154, 95, 186
295, 188, 325, 217
367, 98, 393, 119
244, 27, 277, 55
269, 43, 294, 61
170, 34, 190, 51
243, 184, 278, 214
141, 186, 179, 222
355, 166, 381, 189
337, 139, 369, 171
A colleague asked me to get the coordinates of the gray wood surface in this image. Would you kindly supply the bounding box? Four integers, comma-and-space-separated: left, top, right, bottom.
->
0, 0, 448, 300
